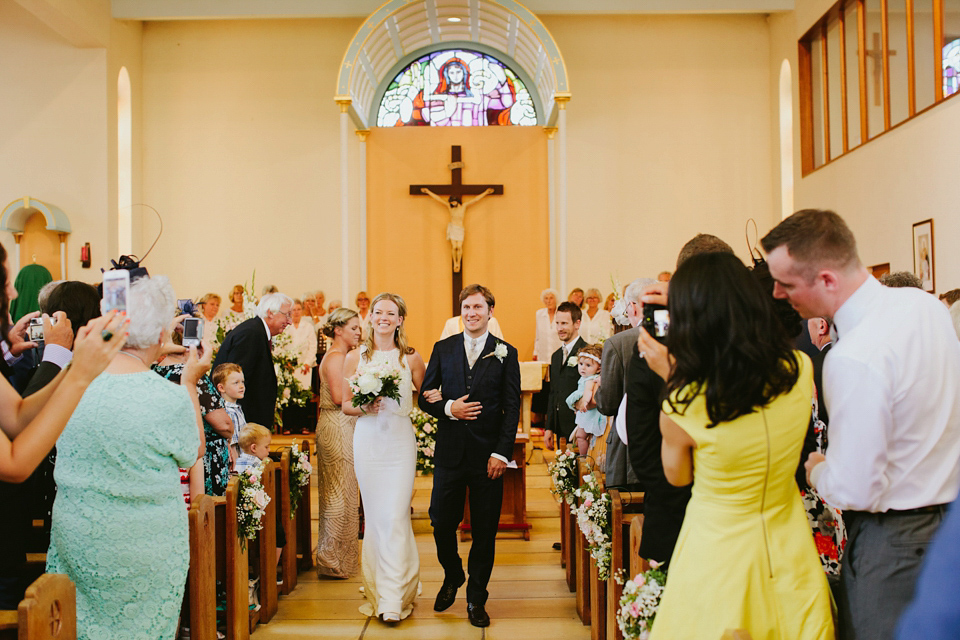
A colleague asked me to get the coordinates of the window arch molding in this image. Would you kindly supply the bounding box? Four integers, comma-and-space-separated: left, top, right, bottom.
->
369, 42, 544, 127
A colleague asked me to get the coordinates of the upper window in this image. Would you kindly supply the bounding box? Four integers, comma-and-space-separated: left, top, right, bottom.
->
377, 49, 537, 127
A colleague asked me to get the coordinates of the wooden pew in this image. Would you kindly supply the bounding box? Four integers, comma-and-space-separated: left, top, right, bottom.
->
183, 494, 217, 640
0, 573, 76, 639
295, 439, 314, 573
214, 477, 249, 640
590, 557, 607, 640
628, 515, 645, 579
575, 458, 591, 626
269, 448, 298, 595
607, 490, 644, 640
252, 460, 279, 625
560, 442, 578, 592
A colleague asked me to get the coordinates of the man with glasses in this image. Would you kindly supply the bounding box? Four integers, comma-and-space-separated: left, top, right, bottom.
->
214, 292, 293, 431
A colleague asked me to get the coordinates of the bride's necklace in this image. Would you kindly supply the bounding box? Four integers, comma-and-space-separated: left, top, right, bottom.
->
118, 350, 148, 367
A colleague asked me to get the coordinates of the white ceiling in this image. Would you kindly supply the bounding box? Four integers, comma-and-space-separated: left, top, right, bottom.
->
112, 0, 793, 21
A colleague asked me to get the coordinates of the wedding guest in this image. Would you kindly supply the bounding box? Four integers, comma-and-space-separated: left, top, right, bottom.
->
567, 287, 584, 309
228, 285, 246, 314
213, 293, 292, 430
356, 291, 371, 326
46, 275, 208, 640
604, 293, 615, 312
314, 290, 327, 319
303, 294, 319, 325
234, 423, 286, 564
314, 308, 362, 579
198, 293, 220, 343
763, 209, 960, 640
647, 252, 833, 639
213, 363, 246, 459
543, 302, 585, 451
578, 288, 612, 344
879, 270, 923, 288
281, 299, 317, 435
533, 289, 560, 362
327, 299, 342, 313
343, 293, 425, 621
262, 284, 278, 296
154, 324, 234, 495
938, 288, 960, 307
657, 271, 672, 282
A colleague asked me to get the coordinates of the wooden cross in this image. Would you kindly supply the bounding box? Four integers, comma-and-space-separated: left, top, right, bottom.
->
866, 32, 896, 107
410, 145, 504, 316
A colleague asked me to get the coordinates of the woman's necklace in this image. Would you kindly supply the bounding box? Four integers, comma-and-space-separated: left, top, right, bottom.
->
118, 350, 148, 367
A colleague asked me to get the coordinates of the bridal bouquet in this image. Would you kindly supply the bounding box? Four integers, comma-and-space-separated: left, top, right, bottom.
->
288, 443, 313, 518
616, 562, 667, 639
575, 470, 613, 580
349, 360, 403, 409
548, 449, 579, 507
236, 460, 271, 548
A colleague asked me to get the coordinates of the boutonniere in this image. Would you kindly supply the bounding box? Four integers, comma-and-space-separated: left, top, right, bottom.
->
566, 355, 578, 367
483, 341, 509, 363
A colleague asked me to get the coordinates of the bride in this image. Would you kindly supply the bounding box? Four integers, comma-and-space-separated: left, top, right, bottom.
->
342, 292, 425, 622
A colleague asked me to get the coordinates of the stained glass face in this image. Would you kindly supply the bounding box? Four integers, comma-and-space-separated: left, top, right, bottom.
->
944, 39, 960, 97
377, 49, 537, 127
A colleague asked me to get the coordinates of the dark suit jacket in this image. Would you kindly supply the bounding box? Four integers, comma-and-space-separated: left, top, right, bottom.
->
624, 351, 666, 490
418, 333, 521, 468
23, 361, 61, 398
213, 317, 277, 428
545, 338, 585, 440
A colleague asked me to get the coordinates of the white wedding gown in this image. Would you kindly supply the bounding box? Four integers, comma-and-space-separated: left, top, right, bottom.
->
353, 348, 421, 618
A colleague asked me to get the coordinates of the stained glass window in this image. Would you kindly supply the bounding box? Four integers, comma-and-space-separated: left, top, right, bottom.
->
377, 49, 537, 127
944, 39, 960, 97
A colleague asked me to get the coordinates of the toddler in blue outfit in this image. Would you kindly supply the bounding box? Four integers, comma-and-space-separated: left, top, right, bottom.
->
565, 344, 605, 455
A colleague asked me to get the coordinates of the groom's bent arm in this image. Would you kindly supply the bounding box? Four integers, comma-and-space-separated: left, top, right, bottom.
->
417, 345, 447, 420
493, 346, 522, 461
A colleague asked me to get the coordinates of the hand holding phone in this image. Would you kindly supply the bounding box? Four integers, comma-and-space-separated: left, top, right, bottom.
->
102, 270, 130, 315
182, 317, 203, 348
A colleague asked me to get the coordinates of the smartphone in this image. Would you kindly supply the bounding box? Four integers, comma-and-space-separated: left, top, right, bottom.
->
102, 270, 130, 314
182, 317, 203, 348
27, 317, 44, 343
641, 303, 670, 341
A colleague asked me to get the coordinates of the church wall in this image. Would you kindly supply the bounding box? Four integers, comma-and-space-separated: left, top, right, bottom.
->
541, 13, 775, 290
0, 0, 110, 283
366, 127, 549, 359
780, 1, 960, 293
140, 17, 363, 305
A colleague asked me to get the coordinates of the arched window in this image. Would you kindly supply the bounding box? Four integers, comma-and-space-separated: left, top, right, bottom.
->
376, 49, 537, 127
117, 67, 132, 255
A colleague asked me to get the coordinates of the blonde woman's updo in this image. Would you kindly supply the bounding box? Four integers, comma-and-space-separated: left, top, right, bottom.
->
322, 307, 359, 339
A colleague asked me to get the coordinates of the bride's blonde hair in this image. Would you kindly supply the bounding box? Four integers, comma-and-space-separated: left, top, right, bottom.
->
361, 292, 414, 367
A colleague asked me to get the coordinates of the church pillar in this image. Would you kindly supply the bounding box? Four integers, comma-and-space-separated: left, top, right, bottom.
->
544, 127, 558, 290
355, 129, 370, 291
335, 97, 352, 304
554, 93, 571, 296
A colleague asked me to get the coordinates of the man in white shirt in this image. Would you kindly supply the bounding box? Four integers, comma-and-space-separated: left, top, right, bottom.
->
762, 209, 960, 640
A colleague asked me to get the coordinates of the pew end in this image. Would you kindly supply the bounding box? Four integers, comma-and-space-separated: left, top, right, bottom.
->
0, 574, 77, 640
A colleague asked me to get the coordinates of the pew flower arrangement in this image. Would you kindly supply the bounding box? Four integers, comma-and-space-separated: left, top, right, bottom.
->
616, 561, 667, 640
288, 443, 313, 517
237, 460, 271, 548
548, 449, 579, 506
574, 470, 613, 580
410, 407, 437, 474
273, 331, 313, 429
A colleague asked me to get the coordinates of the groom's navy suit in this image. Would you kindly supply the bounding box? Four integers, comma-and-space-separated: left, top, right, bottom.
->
418, 331, 521, 606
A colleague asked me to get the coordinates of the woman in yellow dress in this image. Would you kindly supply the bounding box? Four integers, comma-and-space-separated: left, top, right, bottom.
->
644, 252, 834, 640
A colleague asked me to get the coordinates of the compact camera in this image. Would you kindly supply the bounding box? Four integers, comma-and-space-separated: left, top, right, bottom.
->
182, 317, 203, 348
27, 317, 45, 344
641, 303, 670, 342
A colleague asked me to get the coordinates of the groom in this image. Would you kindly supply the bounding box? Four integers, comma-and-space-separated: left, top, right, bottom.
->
419, 284, 521, 627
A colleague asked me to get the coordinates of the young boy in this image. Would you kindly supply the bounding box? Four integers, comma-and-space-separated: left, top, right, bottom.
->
214, 363, 247, 461
234, 423, 272, 474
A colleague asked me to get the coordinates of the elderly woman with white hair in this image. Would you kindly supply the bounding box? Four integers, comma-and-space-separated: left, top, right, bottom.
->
533, 288, 561, 363
578, 287, 612, 344
46, 275, 209, 640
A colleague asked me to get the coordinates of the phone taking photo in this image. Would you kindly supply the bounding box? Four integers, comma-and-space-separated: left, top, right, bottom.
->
182, 317, 203, 348
102, 270, 130, 315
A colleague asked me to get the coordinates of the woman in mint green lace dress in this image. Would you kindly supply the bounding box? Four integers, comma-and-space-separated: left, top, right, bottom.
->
46, 276, 205, 640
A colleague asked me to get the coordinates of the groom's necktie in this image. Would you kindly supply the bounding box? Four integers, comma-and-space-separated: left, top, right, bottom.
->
467, 337, 481, 369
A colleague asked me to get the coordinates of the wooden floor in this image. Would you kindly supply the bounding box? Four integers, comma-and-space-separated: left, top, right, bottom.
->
257, 439, 589, 640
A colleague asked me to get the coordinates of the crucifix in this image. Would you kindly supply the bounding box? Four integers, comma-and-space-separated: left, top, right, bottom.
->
866, 32, 896, 107
410, 145, 504, 316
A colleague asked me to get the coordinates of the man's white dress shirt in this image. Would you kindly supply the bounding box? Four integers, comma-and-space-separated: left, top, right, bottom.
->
810, 276, 960, 512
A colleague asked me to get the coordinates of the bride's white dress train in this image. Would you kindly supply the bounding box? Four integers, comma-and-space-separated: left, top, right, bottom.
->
353, 348, 421, 618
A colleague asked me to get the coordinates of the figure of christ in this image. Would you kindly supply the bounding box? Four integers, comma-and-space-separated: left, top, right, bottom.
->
421, 187, 495, 272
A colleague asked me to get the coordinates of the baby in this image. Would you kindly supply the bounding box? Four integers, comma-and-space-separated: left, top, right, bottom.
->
565, 344, 605, 455
234, 423, 271, 474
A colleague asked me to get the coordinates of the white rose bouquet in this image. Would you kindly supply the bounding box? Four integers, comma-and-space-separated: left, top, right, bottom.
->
575, 470, 613, 580
236, 460, 271, 548
349, 359, 403, 410
548, 448, 579, 506
616, 561, 667, 639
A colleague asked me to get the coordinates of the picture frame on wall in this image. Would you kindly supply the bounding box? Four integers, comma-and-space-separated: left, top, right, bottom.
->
912, 219, 935, 293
